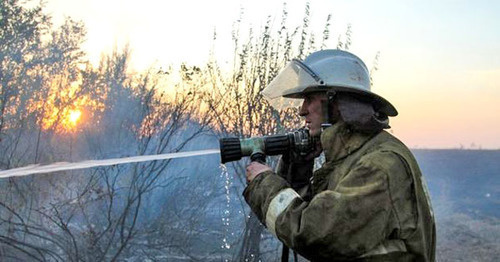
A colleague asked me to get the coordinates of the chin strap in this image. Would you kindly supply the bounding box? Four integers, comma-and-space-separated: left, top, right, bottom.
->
321, 91, 336, 132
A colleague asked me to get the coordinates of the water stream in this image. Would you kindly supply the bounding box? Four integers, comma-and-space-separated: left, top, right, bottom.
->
220, 163, 232, 254
0, 149, 220, 178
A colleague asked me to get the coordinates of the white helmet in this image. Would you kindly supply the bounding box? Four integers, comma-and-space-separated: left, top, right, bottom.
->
262, 49, 397, 116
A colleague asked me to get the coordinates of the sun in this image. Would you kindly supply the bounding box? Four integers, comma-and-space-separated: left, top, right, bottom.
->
68, 109, 82, 126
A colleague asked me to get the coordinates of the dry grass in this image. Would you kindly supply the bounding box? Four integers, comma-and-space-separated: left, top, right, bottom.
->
436, 213, 499, 262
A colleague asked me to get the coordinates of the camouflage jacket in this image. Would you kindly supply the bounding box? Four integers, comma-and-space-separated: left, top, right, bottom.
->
243, 123, 436, 261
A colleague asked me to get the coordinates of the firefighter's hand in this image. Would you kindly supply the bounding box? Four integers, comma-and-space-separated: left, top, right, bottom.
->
246, 162, 272, 183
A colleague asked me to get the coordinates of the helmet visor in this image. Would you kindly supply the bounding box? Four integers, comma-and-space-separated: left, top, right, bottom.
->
262, 59, 322, 110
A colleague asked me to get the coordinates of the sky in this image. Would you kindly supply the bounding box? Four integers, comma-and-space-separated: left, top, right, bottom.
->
44, 0, 500, 149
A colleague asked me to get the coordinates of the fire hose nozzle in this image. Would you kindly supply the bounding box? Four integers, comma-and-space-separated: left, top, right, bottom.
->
219, 128, 314, 164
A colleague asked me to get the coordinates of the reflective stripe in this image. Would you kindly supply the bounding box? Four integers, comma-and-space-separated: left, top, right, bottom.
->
359, 239, 407, 257
265, 188, 301, 237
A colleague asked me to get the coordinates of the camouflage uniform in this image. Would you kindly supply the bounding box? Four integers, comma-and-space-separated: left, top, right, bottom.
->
243, 122, 436, 261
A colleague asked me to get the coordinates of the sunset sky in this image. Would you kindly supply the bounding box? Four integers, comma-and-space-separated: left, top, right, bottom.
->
44, 0, 500, 149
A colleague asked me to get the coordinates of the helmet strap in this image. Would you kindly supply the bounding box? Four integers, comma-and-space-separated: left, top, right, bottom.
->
321, 91, 337, 131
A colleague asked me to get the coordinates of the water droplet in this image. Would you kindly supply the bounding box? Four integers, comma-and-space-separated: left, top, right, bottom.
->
220, 164, 233, 251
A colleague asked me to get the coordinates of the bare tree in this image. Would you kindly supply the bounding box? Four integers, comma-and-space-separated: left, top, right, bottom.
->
0, 1, 373, 261
0, 20, 215, 259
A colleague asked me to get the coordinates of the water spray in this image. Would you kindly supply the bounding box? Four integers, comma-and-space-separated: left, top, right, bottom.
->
0, 149, 220, 178
0, 128, 315, 178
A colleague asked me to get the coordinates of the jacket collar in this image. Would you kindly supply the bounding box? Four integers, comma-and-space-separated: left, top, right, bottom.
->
320, 121, 375, 163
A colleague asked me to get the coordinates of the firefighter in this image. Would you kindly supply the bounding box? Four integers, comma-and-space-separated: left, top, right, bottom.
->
244, 50, 436, 261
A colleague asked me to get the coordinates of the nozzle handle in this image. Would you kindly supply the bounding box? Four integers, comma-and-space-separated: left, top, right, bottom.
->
250, 152, 266, 164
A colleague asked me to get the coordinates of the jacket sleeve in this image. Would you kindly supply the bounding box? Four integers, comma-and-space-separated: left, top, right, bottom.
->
243, 151, 409, 260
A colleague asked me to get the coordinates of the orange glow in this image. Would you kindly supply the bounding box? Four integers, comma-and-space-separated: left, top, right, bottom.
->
68, 109, 82, 126
26, 73, 106, 134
